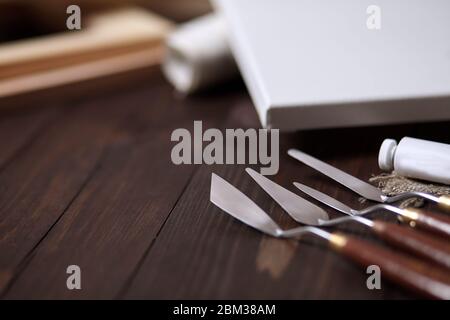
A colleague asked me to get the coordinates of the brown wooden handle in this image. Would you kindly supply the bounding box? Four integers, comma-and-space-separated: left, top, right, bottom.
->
329, 233, 450, 299
401, 208, 450, 238
372, 221, 450, 269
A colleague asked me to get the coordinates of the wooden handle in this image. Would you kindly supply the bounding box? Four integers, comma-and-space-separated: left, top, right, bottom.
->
401, 208, 450, 238
372, 221, 450, 269
329, 233, 450, 299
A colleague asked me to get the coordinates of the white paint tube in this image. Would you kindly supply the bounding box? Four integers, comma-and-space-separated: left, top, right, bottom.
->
379, 137, 450, 185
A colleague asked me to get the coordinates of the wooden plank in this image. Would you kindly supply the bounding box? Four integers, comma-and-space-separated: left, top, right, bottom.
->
3, 80, 247, 299
2, 64, 448, 299
4, 133, 195, 299
0, 8, 172, 99
0, 76, 169, 294
122, 165, 390, 299
0, 64, 161, 111
123, 122, 449, 299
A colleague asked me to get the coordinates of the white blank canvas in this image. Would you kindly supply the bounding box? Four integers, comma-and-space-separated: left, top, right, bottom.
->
214, 0, 450, 130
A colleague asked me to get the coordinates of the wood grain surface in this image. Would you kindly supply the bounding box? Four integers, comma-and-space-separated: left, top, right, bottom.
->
0, 70, 448, 299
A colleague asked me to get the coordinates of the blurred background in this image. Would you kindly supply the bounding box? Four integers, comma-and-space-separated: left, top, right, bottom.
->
0, 0, 213, 106
0, 0, 211, 41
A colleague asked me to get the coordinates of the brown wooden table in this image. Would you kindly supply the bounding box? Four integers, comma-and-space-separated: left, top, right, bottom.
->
0, 69, 448, 299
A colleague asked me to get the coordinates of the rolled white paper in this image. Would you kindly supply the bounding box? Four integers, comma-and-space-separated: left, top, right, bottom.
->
162, 14, 237, 93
